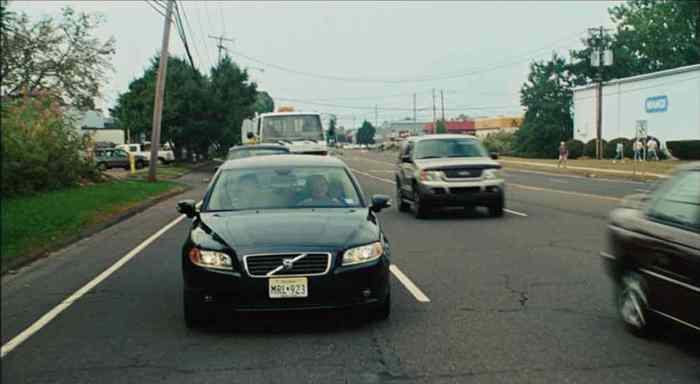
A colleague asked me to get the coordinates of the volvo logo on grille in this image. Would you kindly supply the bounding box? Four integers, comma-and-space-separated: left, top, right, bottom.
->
282, 258, 295, 270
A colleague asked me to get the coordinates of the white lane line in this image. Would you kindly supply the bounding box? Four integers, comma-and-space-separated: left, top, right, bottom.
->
352, 168, 528, 218
504, 209, 528, 217
351, 168, 396, 185
1, 202, 201, 358
635, 188, 650, 193
390, 264, 430, 303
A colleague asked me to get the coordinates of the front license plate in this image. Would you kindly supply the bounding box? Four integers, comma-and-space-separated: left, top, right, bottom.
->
269, 277, 308, 298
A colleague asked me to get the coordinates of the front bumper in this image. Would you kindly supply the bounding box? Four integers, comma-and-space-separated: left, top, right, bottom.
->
416, 179, 505, 206
183, 257, 390, 312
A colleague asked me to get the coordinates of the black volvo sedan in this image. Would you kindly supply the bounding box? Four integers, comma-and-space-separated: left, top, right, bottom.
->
177, 155, 392, 328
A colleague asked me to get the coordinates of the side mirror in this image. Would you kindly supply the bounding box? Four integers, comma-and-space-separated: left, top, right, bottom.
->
401, 155, 412, 163
490, 152, 499, 160
177, 199, 198, 218
214, 166, 219, 172
620, 193, 649, 210
370, 194, 392, 212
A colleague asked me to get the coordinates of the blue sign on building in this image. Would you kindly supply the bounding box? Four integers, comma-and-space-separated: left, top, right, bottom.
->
645, 95, 668, 113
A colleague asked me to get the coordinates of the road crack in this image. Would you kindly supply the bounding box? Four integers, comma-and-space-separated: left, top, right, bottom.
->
502, 274, 529, 309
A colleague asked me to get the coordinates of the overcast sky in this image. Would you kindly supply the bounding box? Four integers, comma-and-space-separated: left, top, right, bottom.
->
14, 0, 619, 128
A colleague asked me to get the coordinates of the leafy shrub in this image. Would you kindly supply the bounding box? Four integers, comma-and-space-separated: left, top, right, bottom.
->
584, 139, 607, 158
1, 93, 99, 197
605, 137, 633, 158
565, 139, 584, 159
482, 130, 515, 156
666, 140, 700, 160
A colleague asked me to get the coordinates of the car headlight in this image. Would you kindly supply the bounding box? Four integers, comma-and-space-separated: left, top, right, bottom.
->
342, 242, 384, 266
482, 169, 503, 180
188, 248, 233, 270
419, 170, 443, 182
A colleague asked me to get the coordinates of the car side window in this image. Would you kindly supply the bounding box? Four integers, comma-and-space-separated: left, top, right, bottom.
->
646, 171, 700, 232
115, 150, 127, 158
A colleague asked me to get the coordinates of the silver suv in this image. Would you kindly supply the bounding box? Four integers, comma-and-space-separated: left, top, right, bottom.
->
395, 135, 505, 218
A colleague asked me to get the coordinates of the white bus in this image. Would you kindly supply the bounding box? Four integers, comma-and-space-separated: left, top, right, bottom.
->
241, 112, 328, 155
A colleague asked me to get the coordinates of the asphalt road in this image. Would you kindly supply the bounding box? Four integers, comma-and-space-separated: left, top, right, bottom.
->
2, 152, 699, 383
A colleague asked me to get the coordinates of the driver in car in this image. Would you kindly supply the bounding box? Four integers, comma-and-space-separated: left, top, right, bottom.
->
298, 175, 343, 206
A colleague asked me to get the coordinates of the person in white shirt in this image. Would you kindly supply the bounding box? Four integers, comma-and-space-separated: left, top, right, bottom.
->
633, 139, 643, 161
613, 141, 625, 164
646, 138, 659, 161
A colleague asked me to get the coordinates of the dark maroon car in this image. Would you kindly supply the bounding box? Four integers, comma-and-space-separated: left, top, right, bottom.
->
602, 163, 700, 336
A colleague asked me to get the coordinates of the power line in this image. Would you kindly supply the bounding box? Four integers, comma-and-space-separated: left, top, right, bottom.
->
217, 1, 227, 41
193, 3, 214, 70
177, 1, 204, 70
227, 30, 582, 84
170, 1, 196, 71
144, 0, 173, 21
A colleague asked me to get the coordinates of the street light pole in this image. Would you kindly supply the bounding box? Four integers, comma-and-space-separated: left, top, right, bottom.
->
148, 0, 174, 182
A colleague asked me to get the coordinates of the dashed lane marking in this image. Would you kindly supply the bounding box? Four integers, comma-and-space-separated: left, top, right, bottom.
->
390, 264, 431, 303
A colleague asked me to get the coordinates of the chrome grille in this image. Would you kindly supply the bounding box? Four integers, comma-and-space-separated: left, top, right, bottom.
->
442, 168, 483, 178
244, 253, 331, 278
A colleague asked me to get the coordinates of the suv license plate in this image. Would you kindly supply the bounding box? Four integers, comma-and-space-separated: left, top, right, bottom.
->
269, 277, 308, 298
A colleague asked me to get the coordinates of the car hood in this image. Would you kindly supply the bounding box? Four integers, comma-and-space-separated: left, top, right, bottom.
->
197, 209, 379, 255
415, 157, 500, 170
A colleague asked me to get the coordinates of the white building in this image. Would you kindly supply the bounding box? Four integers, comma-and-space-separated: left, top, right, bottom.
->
573, 64, 700, 147
68, 109, 125, 145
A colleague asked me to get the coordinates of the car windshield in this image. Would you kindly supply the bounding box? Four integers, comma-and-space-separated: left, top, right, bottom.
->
227, 147, 288, 160
206, 166, 362, 211
413, 138, 488, 160
261, 115, 323, 142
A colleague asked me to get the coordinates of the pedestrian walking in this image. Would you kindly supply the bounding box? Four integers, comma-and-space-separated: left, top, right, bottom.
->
613, 141, 625, 164
633, 139, 643, 161
245, 132, 258, 145
646, 138, 659, 161
558, 141, 568, 168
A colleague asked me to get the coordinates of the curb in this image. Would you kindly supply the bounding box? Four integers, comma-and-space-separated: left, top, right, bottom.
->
499, 161, 668, 181
2, 185, 190, 275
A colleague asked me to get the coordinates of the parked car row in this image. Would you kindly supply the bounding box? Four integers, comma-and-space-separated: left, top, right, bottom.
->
95, 148, 148, 171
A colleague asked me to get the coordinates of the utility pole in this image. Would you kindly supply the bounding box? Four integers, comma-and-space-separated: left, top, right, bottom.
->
148, 0, 174, 182
375, 104, 378, 128
440, 89, 445, 121
432, 88, 437, 132
588, 26, 613, 160
412, 93, 416, 122
208, 34, 235, 64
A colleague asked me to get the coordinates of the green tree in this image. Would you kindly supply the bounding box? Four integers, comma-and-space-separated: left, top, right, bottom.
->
514, 54, 573, 158
1, 6, 115, 109
435, 119, 447, 134
208, 55, 258, 152
253, 91, 274, 114
356, 121, 376, 145
570, 0, 699, 85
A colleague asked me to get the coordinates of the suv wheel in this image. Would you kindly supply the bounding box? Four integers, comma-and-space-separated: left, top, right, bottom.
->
396, 182, 410, 212
488, 196, 505, 217
135, 160, 145, 169
97, 162, 108, 171
413, 188, 429, 219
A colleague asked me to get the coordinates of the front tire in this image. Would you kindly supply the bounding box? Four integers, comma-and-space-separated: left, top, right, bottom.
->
617, 272, 658, 337
413, 188, 429, 219
184, 291, 210, 329
488, 196, 505, 217
371, 292, 391, 322
135, 160, 145, 169
396, 182, 410, 212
